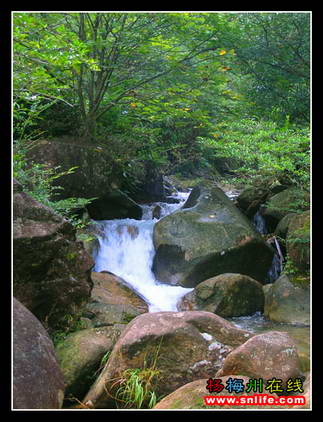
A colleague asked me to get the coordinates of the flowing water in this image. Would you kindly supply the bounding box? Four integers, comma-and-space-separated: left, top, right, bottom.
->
93, 186, 281, 310
237, 211, 309, 363
228, 312, 310, 370
253, 210, 268, 235
92, 184, 309, 365
93, 188, 193, 312
252, 210, 283, 284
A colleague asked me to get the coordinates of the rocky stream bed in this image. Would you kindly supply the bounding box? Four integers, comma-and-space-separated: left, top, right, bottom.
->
13, 175, 311, 410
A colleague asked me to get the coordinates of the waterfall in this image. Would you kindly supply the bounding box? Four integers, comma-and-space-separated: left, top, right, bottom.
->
93, 189, 193, 312
92, 184, 284, 313
253, 210, 267, 235
252, 210, 283, 283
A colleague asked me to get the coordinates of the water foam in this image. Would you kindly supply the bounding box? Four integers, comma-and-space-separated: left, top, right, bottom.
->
94, 191, 193, 312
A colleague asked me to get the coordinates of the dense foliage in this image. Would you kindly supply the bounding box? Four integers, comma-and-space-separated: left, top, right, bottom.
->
13, 12, 310, 197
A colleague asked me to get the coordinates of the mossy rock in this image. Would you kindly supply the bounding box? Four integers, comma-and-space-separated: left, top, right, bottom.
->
274, 213, 297, 239
236, 186, 270, 211
263, 188, 310, 232
55, 325, 125, 400
286, 211, 310, 272
153, 185, 274, 287
178, 273, 264, 317
264, 274, 310, 325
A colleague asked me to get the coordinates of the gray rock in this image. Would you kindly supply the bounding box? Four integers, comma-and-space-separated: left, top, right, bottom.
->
153, 184, 274, 287
178, 273, 264, 317
264, 274, 310, 325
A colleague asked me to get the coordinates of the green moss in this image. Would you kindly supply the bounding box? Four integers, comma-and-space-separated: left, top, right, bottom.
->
289, 218, 310, 242
50, 311, 88, 346
66, 251, 77, 260
192, 397, 209, 409
289, 274, 310, 289
122, 312, 138, 324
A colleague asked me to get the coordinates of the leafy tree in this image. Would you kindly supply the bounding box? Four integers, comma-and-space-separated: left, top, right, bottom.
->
13, 12, 310, 192
221, 13, 310, 123
13, 12, 233, 138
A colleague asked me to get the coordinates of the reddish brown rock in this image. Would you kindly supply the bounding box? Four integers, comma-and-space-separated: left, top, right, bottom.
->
216, 331, 302, 386
13, 187, 93, 330
85, 272, 149, 325
154, 376, 286, 409
13, 298, 65, 409
83, 311, 253, 408
90, 272, 148, 311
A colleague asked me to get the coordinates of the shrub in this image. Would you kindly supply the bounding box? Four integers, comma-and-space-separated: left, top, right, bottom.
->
197, 118, 310, 189
13, 138, 96, 229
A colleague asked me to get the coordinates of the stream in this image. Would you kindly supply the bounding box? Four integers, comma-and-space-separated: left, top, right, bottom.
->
93, 188, 193, 312
92, 184, 310, 365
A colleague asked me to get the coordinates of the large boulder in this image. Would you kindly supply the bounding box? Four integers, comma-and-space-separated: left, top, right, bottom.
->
25, 139, 127, 200
55, 325, 125, 401
13, 185, 93, 330
236, 186, 270, 216
83, 311, 253, 408
86, 189, 142, 220
264, 274, 310, 325
263, 188, 310, 232
133, 160, 166, 202
25, 139, 155, 218
216, 331, 302, 386
274, 213, 297, 239
286, 211, 310, 273
13, 298, 65, 409
153, 185, 274, 287
178, 273, 264, 317
84, 272, 149, 326
154, 376, 286, 409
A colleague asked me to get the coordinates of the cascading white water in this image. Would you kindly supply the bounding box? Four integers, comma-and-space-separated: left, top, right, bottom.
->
93, 183, 284, 310
253, 210, 268, 235
93, 189, 193, 312
252, 210, 283, 283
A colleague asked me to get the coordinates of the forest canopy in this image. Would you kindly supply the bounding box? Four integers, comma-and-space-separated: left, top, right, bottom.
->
13, 11, 310, 194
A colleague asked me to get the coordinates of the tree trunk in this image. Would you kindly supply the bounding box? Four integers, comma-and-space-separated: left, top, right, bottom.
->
81, 114, 98, 141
